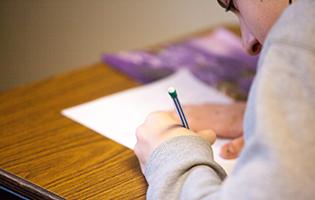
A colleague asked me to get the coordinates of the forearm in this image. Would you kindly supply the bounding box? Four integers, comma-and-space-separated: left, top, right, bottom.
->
180, 102, 246, 139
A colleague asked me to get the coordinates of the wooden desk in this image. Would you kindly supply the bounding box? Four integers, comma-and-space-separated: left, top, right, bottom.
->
0, 63, 147, 199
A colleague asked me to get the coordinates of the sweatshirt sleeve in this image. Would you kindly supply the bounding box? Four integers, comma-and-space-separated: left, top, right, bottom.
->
144, 135, 227, 200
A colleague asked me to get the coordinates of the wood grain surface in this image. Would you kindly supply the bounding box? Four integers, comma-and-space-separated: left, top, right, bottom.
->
0, 64, 147, 199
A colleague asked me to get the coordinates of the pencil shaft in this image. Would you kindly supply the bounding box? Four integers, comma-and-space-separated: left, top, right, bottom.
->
172, 98, 185, 127
173, 97, 189, 129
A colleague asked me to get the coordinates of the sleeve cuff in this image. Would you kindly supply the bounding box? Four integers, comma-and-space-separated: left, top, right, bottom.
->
145, 135, 227, 184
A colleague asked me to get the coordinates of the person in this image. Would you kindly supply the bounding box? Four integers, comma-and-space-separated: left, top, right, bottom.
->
134, 0, 315, 199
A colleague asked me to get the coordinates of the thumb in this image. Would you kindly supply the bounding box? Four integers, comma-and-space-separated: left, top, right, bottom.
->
196, 129, 216, 145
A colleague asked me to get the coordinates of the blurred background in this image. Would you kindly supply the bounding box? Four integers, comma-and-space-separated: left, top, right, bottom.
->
0, 0, 236, 91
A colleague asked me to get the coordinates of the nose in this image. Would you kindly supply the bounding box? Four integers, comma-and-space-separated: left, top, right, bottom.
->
239, 19, 262, 55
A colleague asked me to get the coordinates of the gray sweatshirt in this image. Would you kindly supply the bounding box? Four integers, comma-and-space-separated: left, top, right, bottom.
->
144, 0, 315, 199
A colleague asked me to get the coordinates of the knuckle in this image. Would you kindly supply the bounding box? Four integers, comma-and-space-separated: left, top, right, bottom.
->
147, 112, 157, 120
146, 111, 164, 122
135, 125, 144, 141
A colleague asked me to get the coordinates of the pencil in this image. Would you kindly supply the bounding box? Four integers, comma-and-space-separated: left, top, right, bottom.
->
168, 87, 190, 129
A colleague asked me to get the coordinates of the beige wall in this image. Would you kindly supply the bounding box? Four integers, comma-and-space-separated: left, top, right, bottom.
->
0, 0, 236, 91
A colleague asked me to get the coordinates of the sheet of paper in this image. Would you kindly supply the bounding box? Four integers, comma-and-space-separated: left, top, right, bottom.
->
62, 69, 237, 174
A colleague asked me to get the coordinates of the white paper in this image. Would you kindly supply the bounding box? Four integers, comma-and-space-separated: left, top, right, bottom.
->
62, 69, 237, 174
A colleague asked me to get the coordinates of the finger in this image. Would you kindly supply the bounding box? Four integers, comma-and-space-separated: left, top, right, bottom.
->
220, 136, 244, 159
196, 129, 216, 145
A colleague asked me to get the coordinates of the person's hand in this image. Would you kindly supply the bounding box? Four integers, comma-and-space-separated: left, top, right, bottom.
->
134, 111, 216, 173
170, 102, 246, 159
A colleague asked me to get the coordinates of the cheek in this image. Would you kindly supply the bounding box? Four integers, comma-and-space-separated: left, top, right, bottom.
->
237, 2, 268, 43
243, 15, 268, 44
237, 0, 276, 44
237, 0, 284, 44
